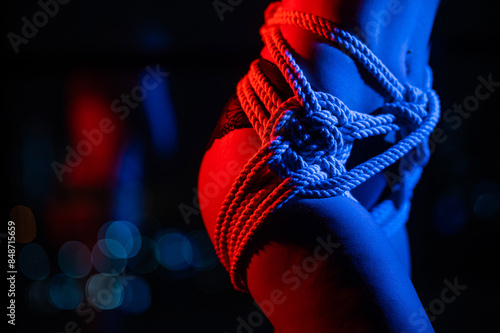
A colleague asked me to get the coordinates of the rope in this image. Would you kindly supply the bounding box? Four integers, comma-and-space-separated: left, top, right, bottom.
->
213, 1, 441, 292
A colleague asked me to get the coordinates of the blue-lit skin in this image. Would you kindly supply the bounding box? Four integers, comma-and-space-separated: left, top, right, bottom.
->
199, 0, 441, 331
247, 197, 434, 332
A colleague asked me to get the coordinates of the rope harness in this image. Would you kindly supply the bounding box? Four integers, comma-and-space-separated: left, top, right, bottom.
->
214, 2, 441, 292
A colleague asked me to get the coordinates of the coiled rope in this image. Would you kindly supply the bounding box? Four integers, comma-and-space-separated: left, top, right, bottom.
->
214, 2, 440, 292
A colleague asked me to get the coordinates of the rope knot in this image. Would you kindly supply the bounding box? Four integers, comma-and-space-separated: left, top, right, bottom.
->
382, 83, 429, 130
268, 96, 354, 181
215, 3, 441, 292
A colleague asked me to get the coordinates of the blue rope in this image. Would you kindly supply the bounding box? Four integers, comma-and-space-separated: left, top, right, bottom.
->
265, 22, 441, 234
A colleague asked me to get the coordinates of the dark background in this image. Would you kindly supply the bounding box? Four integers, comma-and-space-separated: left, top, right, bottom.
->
4, 0, 499, 332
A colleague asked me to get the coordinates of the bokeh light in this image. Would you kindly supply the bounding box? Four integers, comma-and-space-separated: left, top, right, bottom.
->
19, 243, 50, 280
86, 274, 124, 310
155, 229, 193, 271
9, 205, 37, 244
472, 180, 500, 219
188, 230, 218, 271
138, 23, 171, 53
91, 240, 127, 275
25, 280, 58, 315
49, 274, 84, 310
97, 220, 142, 259
58, 241, 92, 278
119, 275, 152, 314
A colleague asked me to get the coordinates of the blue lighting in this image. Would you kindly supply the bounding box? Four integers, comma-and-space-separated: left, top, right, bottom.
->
155, 229, 193, 271
19, 243, 50, 280
91, 240, 127, 275
97, 221, 142, 259
119, 275, 152, 314
113, 142, 144, 226
49, 274, 84, 310
141, 67, 177, 156
86, 274, 124, 310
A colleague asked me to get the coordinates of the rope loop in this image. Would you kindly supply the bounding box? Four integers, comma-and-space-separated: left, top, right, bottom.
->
213, 2, 441, 292
268, 94, 354, 182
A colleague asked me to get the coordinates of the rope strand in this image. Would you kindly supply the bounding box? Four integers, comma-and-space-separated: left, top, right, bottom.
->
213, 2, 441, 292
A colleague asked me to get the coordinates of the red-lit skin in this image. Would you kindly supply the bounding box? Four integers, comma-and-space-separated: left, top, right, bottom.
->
199, 0, 440, 331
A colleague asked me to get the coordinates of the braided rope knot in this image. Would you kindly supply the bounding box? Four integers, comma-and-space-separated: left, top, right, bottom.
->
381, 83, 434, 173
214, 2, 441, 292
267, 92, 402, 189
383, 83, 429, 131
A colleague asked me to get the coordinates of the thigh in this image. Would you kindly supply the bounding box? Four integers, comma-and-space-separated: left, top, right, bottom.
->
246, 196, 429, 332
387, 223, 412, 276
199, 128, 431, 332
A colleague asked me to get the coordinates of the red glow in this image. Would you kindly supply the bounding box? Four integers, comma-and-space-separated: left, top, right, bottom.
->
66, 71, 124, 188
45, 69, 126, 248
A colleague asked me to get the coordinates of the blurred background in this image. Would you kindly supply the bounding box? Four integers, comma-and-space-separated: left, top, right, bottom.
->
4, 0, 499, 332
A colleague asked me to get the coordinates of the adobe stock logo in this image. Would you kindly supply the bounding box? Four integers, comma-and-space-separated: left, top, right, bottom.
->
404, 277, 468, 333
7, 0, 72, 54
212, 0, 244, 22
227, 234, 341, 333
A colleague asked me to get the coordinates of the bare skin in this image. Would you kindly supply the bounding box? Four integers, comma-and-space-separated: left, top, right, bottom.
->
199, 0, 441, 331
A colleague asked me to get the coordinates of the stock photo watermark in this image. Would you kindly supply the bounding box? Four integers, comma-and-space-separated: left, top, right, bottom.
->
7, 0, 73, 54
404, 276, 467, 333
226, 234, 341, 333
49, 272, 136, 333
6, 221, 17, 326
384, 73, 499, 189
51, 65, 169, 183
213, 0, 245, 22
179, 132, 261, 224
353, 0, 403, 42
